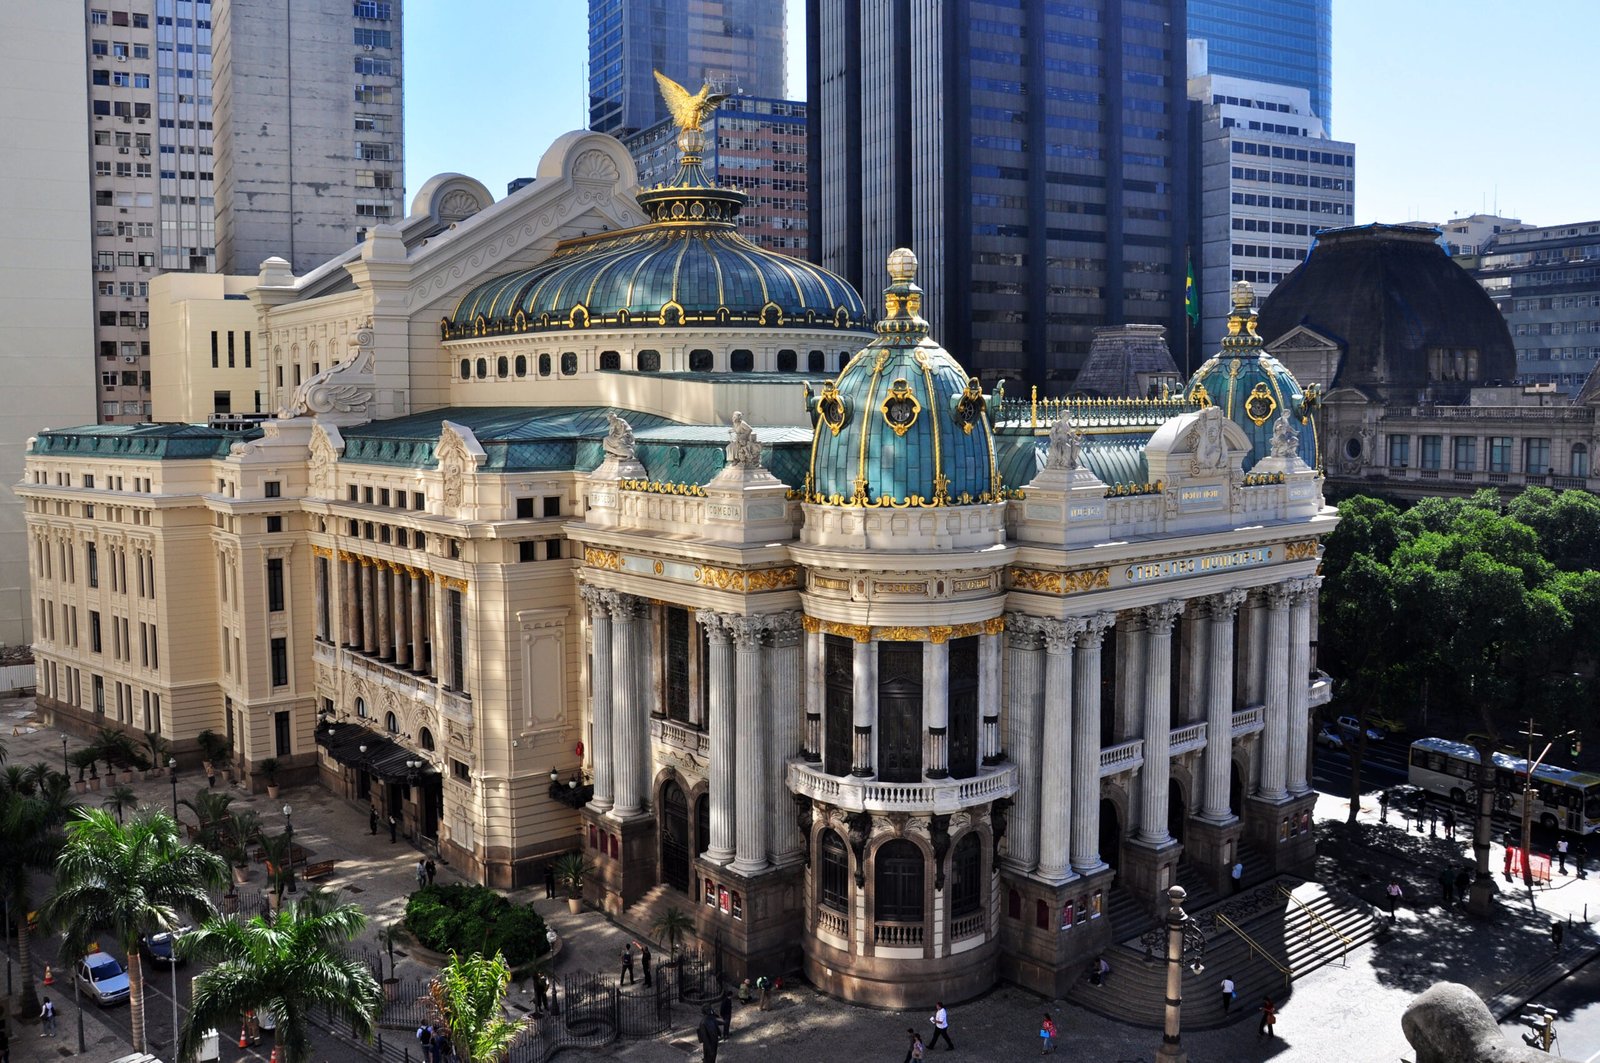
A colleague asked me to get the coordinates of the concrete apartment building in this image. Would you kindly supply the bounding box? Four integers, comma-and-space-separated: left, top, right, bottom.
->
0, 3, 100, 647
1188, 55, 1354, 359
1470, 221, 1600, 395
1433, 213, 1528, 257
625, 95, 809, 257
82, 0, 404, 425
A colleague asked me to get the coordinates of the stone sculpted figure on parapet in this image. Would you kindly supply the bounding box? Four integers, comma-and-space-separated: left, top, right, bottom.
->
1270, 412, 1300, 459
1045, 415, 1084, 472
726, 411, 762, 468
603, 411, 636, 462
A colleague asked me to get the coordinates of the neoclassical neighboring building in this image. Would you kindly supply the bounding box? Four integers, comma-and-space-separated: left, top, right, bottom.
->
19, 103, 1335, 1005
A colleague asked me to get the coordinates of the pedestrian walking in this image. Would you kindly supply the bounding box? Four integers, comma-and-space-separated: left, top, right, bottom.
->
1455, 867, 1472, 901
1552, 920, 1565, 953
904, 1028, 925, 1063
389, 813, 398, 843
718, 989, 733, 1040
1038, 1013, 1056, 1053
1579, 841, 1589, 880
544, 864, 557, 898
415, 859, 428, 889
1231, 860, 1243, 893
1380, 789, 1390, 823
698, 1011, 722, 1063
928, 1001, 955, 1050
1444, 809, 1456, 841
1558, 837, 1570, 874
369, 807, 379, 835
1504, 845, 1515, 882
534, 973, 549, 1014
756, 974, 770, 1010
1258, 996, 1277, 1039
1220, 976, 1236, 1014
1385, 878, 1402, 920
641, 942, 653, 987
425, 858, 437, 885
39, 997, 56, 1037
620, 942, 635, 985
1439, 866, 1454, 906
207, 763, 217, 788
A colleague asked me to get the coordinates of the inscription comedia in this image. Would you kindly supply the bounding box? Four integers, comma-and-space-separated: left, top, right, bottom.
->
1125, 546, 1272, 584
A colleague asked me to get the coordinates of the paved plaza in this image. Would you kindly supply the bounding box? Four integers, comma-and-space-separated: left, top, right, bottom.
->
2, 695, 1596, 1063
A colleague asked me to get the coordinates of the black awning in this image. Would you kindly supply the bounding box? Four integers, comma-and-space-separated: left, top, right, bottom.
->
315, 722, 438, 783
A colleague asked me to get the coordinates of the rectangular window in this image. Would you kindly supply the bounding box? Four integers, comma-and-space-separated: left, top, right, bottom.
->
447, 589, 465, 693
90, 610, 103, 653
664, 606, 691, 722
266, 515, 283, 534
274, 710, 291, 757
515, 497, 535, 519
315, 555, 331, 640
1452, 436, 1477, 472
266, 557, 284, 612
543, 496, 562, 518
270, 636, 289, 687
1525, 437, 1550, 475
87, 542, 99, 587
264, 480, 281, 498
1387, 436, 1410, 468
1488, 437, 1512, 473
1420, 435, 1442, 471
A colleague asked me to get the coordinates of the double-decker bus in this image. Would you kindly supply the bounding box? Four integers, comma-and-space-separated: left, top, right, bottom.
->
1407, 737, 1600, 835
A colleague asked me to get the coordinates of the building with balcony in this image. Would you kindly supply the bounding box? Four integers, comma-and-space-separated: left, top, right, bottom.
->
20, 116, 1334, 1005
1471, 220, 1600, 396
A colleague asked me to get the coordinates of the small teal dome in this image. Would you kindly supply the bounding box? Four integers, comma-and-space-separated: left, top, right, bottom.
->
444, 128, 867, 340
804, 249, 1001, 507
1185, 281, 1320, 470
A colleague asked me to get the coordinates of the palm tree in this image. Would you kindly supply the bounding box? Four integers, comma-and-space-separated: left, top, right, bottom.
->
178, 891, 382, 1063
652, 906, 695, 955
0, 765, 76, 1017
102, 783, 140, 823
43, 807, 229, 1054
428, 951, 525, 1063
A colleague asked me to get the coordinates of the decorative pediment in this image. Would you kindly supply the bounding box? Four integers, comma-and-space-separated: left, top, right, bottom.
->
1265, 324, 1341, 353
307, 423, 345, 497
436, 421, 488, 512
1145, 405, 1253, 485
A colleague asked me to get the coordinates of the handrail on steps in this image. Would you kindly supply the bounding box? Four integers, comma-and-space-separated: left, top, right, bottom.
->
1278, 884, 1351, 966
1215, 912, 1292, 989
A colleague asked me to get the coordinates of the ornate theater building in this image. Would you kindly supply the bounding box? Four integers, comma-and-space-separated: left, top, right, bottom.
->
20, 93, 1334, 1004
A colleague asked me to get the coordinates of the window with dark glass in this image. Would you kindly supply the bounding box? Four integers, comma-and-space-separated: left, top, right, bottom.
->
877, 642, 923, 783
447, 589, 465, 692
266, 557, 284, 612
516, 497, 535, 519
874, 839, 924, 923
270, 637, 288, 687
637, 349, 660, 372
315, 556, 330, 640
808, 350, 825, 372
274, 710, 291, 757
459, 358, 471, 380
475, 358, 488, 379
497, 356, 509, 378
730, 349, 754, 372
560, 352, 578, 375
665, 606, 691, 722
820, 830, 849, 911
777, 349, 797, 372
950, 833, 982, 916
824, 634, 854, 776
515, 355, 527, 377
947, 636, 979, 778
599, 351, 620, 370
267, 515, 283, 533
543, 496, 561, 517
87, 543, 99, 588
538, 354, 551, 376
689, 349, 714, 372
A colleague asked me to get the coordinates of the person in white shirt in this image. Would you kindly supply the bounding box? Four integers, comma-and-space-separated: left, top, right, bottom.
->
1220, 976, 1235, 1013
928, 1002, 954, 1050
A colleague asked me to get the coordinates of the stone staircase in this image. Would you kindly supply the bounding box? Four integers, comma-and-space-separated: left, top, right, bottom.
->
1067, 875, 1382, 1029
616, 883, 694, 949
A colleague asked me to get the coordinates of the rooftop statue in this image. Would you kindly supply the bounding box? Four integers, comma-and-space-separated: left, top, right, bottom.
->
653, 71, 729, 134
1270, 412, 1301, 459
726, 411, 763, 468
1045, 416, 1084, 472
603, 411, 637, 462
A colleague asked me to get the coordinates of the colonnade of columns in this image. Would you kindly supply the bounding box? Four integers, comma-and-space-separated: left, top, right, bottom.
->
326, 551, 439, 682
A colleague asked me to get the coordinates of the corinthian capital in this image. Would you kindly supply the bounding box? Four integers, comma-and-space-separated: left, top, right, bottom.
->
1039, 616, 1087, 655
1076, 611, 1116, 648
1265, 581, 1297, 609
608, 591, 646, 620
1140, 599, 1185, 633
728, 614, 769, 650
1205, 588, 1249, 621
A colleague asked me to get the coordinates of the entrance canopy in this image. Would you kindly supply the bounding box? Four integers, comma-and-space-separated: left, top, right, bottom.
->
315, 722, 438, 783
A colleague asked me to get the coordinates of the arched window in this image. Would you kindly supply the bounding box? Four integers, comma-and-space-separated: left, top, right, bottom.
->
1573, 443, 1590, 478
689, 349, 714, 373
459, 359, 471, 380
354, 697, 367, 719
538, 353, 551, 377
475, 358, 488, 379
777, 349, 797, 372
514, 355, 527, 377
1007, 888, 1022, 919
496, 355, 509, 379
730, 349, 754, 372
1035, 899, 1050, 929
820, 830, 849, 912
637, 349, 661, 372
385, 711, 398, 734
808, 350, 826, 372
950, 833, 983, 916
599, 351, 621, 371
873, 839, 924, 923
560, 352, 578, 376
419, 727, 435, 752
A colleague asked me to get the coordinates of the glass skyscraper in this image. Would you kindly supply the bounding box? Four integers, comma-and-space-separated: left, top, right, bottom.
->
1187, 0, 1332, 132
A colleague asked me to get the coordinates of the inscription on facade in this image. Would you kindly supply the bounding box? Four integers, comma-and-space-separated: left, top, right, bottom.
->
1125, 546, 1272, 584
1177, 485, 1224, 509
1069, 501, 1105, 520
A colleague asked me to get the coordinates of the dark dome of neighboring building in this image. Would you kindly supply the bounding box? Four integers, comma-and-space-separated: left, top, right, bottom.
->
1256, 223, 1517, 399
445, 126, 866, 340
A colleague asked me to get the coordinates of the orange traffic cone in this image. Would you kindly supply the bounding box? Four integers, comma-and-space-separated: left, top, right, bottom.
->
239, 1028, 250, 1049
43, 964, 53, 985
270, 1048, 280, 1063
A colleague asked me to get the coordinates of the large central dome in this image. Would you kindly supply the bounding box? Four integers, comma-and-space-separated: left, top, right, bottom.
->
804, 249, 1002, 507
445, 125, 866, 340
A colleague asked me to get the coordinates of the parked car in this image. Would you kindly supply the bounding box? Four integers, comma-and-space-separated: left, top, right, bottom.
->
1314, 724, 1346, 750
1335, 715, 1386, 743
140, 925, 191, 966
77, 951, 131, 1006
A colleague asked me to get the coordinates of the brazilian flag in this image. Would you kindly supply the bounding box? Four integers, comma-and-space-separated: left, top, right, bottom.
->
1184, 257, 1199, 327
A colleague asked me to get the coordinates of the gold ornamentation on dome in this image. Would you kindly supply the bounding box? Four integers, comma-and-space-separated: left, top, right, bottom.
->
583, 547, 621, 571
951, 377, 986, 435
884, 293, 902, 318
1189, 381, 1212, 408
881, 378, 921, 436
819, 381, 848, 436
652, 71, 729, 135
1244, 381, 1278, 426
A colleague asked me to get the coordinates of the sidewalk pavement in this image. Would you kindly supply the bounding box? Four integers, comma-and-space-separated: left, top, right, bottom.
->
5, 695, 1600, 1062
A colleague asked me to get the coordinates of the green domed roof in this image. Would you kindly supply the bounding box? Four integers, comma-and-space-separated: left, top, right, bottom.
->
803, 249, 1002, 507
444, 127, 866, 340
1185, 281, 1320, 470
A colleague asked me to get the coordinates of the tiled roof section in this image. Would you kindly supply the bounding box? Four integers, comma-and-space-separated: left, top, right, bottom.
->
29, 422, 262, 459
993, 431, 1154, 490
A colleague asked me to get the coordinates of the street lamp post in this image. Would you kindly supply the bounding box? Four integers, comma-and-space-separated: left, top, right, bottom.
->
168, 758, 179, 818
1467, 736, 1497, 916
1155, 885, 1206, 1063
283, 804, 296, 894
167, 756, 181, 1046
61, 733, 68, 777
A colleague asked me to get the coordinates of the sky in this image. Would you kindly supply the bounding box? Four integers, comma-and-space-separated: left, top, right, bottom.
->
404, 0, 1600, 228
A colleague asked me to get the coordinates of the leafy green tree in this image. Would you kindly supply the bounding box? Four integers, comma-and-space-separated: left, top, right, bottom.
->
43, 807, 228, 1053
178, 892, 381, 1063
0, 764, 76, 1017
652, 906, 695, 954
428, 950, 525, 1063
102, 783, 140, 824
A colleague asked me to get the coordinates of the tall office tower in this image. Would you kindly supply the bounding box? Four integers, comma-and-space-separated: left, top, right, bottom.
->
588, 0, 786, 136
625, 96, 809, 257
1186, 1, 1332, 134
212, 0, 406, 274
1188, 63, 1353, 358
1, 2, 98, 643
808, 1, 1190, 390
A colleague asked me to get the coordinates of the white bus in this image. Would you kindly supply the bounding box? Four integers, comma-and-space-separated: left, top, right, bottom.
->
1407, 737, 1600, 835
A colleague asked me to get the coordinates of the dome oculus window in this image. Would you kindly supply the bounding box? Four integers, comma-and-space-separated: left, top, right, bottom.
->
777, 349, 798, 372
560, 352, 578, 376
475, 358, 488, 380
730, 349, 754, 372
637, 349, 661, 372
538, 353, 551, 377
599, 351, 621, 371
689, 349, 713, 373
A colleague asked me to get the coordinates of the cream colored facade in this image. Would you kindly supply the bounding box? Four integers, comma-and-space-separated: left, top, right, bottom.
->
1, 2, 98, 647
149, 273, 261, 423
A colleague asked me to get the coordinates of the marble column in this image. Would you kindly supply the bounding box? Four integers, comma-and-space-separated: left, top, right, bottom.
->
1201, 590, 1247, 822
923, 637, 950, 779
610, 595, 648, 818
582, 586, 615, 811
1287, 577, 1319, 795
1114, 613, 1146, 742
341, 557, 358, 646
851, 637, 875, 777
1003, 616, 1044, 871
360, 561, 377, 654
409, 574, 427, 674
1180, 610, 1209, 723
376, 565, 393, 659
392, 567, 408, 668
1037, 617, 1084, 884
1138, 601, 1185, 844
767, 612, 805, 860
705, 614, 736, 863
731, 615, 770, 873
803, 625, 823, 761
1259, 583, 1295, 802
313, 556, 329, 642
979, 628, 1003, 764
1071, 613, 1115, 873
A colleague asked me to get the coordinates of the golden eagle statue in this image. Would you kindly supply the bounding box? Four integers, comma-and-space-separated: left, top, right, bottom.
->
653, 70, 729, 134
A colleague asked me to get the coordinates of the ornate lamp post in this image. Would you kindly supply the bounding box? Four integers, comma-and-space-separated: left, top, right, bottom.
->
1154, 885, 1206, 1063
61, 733, 68, 776
283, 804, 296, 894
167, 756, 181, 1045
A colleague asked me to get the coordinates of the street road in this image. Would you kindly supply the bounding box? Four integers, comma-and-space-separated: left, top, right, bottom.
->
1500, 953, 1600, 1061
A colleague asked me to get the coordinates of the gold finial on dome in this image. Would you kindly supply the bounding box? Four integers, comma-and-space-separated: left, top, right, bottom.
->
1231, 279, 1256, 312
653, 71, 729, 135
1223, 279, 1262, 347
887, 247, 919, 283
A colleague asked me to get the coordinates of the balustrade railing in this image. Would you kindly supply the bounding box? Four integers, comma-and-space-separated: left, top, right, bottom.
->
1231, 706, 1264, 736
949, 912, 986, 941
873, 921, 924, 947
1099, 739, 1143, 776
816, 907, 847, 938
1169, 722, 1207, 756
787, 761, 1017, 812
